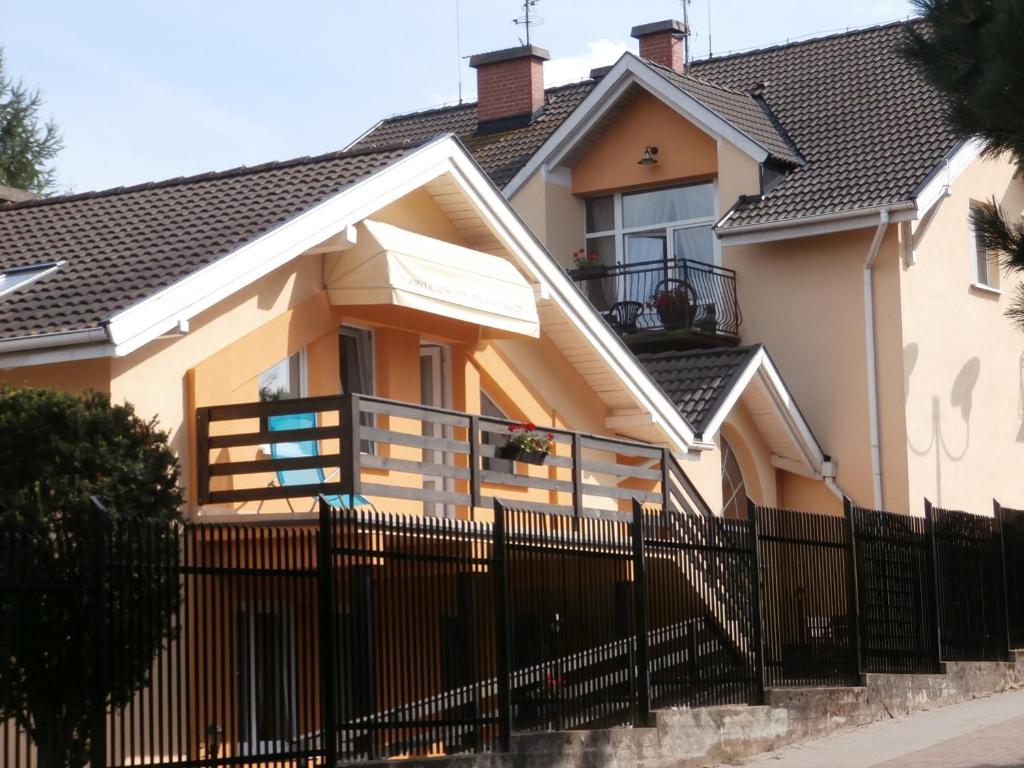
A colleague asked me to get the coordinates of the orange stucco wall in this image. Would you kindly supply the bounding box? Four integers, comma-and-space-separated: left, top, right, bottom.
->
571, 89, 718, 196
0, 356, 111, 394
899, 153, 1024, 513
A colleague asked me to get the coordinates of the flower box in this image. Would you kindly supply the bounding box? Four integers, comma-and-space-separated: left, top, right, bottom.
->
568, 265, 609, 280
496, 445, 549, 465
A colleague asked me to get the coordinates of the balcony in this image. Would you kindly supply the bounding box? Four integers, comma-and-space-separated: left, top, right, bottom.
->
569, 257, 741, 351
195, 393, 710, 519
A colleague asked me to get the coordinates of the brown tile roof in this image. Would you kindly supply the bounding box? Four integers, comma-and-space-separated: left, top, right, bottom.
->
636, 346, 760, 433
691, 20, 958, 228
350, 82, 594, 188
0, 144, 413, 341
638, 59, 803, 165
355, 20, 957, 229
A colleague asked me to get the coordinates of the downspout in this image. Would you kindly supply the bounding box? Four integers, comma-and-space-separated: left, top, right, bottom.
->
863, 210, 890, 509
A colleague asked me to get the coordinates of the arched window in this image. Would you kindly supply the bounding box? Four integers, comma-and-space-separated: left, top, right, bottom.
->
721, 437, 748, 519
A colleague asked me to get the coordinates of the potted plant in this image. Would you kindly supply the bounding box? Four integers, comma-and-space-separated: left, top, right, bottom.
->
567, 249, 607, 279
497, 421, 555, 465
515, 671, 565, 728
647, 282, 694, 329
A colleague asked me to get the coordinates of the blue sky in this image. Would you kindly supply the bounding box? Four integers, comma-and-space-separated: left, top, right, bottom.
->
3, 0, 915, 193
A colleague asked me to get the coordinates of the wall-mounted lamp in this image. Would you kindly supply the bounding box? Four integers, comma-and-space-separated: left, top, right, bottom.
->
637, 146, 659, 166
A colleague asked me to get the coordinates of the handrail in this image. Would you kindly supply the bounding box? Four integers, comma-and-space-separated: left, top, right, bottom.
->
569, 256, 742, 337
196, 393, 705, 516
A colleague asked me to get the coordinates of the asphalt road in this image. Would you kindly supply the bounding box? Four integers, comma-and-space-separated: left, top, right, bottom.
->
720, 688, 1024, 768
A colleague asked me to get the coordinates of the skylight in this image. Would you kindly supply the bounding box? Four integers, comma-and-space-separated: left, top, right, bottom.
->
0, 261, 62, 298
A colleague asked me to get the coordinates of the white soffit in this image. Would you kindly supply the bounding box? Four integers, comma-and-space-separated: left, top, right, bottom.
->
325, 219, 540, 337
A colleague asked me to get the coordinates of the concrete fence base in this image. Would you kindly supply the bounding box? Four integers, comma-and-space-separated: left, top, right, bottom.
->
347, 652, 1024, 768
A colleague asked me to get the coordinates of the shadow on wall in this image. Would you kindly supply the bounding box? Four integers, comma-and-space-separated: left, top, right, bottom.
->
905, 343, 980, 507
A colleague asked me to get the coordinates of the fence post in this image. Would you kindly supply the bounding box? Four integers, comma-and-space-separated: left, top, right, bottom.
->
492, 500, 513, 752
89, 497, 107, 768
630, 499, 652, 726
317, 498, 339, 768
996, 499, 1014, 658
924, 498, 943, 669
747, 498, 768, 701
843, 497, 863, 677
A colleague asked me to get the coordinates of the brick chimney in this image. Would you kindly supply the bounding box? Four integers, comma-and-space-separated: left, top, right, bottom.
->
631, 20, 688, 74
469, 45, 549, 131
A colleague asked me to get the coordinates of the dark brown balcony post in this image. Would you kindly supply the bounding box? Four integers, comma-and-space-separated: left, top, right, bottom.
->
571, 432, 583, 521
195, 407, 210, 505
660, 447, 671, 514
469, 414, 482, 508
492, 500, 513, 751
340, 393, 362, 501
630, 499, 651, 724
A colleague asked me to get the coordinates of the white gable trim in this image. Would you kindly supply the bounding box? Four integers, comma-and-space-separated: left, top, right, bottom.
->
701, 347, 826, 477
913, 138, 983, 218
503, 53, 770, 199
442, 146, 697, 452
105, 138, 458, 356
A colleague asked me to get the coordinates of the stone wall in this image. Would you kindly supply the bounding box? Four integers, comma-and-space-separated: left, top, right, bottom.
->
345, 652, 1024, 768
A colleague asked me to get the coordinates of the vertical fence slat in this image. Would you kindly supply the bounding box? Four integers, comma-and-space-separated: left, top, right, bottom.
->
631, 500, 651, 725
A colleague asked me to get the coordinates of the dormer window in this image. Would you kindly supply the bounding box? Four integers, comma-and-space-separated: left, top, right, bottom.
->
0, 261, 62, 298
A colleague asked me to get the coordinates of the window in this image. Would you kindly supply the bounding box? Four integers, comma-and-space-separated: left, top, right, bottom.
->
340, 326, 375, 453
584, 182, 717, 267
258, 350, 306, 401
480, 391, 513, 474
970, 204, 1000, 290
237, 606, 296, 753
720, 437, 747, 520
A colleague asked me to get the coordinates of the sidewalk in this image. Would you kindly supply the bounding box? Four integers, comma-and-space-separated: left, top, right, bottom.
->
720, 689, 1024, 768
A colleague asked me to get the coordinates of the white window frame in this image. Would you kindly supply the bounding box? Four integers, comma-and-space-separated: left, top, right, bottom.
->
583, 180, 721, 268
237, 604, 297, 756
969, 204, 1001, 293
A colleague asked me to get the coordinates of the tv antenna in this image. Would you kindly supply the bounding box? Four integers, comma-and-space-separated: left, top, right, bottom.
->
513, 0, 543, 46
680, 0, 692, 66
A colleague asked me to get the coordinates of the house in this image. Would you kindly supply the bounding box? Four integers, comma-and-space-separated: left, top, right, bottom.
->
0, 133, 824, 520
0, 107, 831, 767
351, 19, 1024, 515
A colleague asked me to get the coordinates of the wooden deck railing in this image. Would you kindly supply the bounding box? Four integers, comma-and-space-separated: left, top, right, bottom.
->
195, 393, 711, 517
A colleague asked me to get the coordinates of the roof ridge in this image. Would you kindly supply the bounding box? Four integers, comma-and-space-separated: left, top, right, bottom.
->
373, 80, 595, 126
638, 56, 754, 98
691, 17, 920, 67
0, 140, 421, 212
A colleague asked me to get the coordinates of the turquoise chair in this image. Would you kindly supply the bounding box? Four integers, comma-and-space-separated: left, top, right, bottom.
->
263, 412, 375, 513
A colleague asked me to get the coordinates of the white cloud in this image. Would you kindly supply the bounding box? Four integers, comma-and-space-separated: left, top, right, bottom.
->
544, 38, 635, 86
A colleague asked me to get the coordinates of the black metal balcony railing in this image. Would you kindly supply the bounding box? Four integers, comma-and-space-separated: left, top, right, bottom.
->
569, 257, 741, 337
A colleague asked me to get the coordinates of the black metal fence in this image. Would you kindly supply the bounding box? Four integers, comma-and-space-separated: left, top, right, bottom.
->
755, 503, 859, 687
570, 257, 741, 337
849, 502, 939, 674
5, 495, 1024, 768
999, 502, 1024, 649
931, 502, 1008, 662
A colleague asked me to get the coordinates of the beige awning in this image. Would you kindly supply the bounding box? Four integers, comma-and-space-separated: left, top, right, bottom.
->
324, 219, 539, 337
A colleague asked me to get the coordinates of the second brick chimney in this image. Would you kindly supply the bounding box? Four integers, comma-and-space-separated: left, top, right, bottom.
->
631, 20, 689, 74
469, 45, 549, 131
